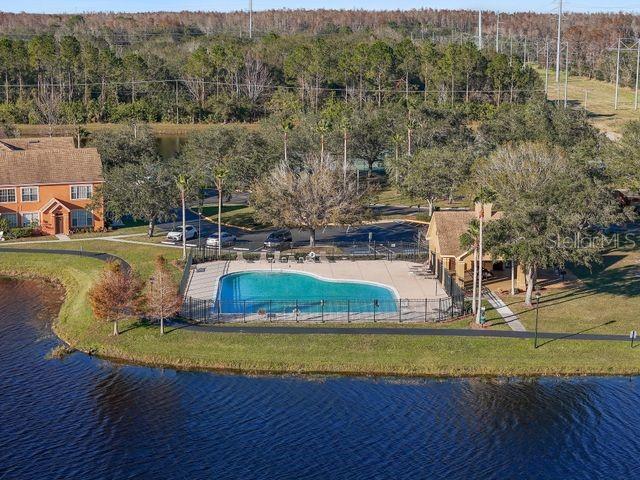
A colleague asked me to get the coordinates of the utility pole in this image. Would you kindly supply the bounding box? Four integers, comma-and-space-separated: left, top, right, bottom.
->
615, 37, 621, 110
478, 10, 482, 49
555, 0, 563, 82
545, 40, 550, 95
495, 12, 500, 52
249, 0, 253, 39
564, 43, 569, 108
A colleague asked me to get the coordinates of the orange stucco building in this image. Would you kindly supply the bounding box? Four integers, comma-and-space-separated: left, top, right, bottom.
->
0, 137, 104, 235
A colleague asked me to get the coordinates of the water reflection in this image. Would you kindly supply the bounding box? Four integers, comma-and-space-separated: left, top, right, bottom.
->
2, 278, 640, 479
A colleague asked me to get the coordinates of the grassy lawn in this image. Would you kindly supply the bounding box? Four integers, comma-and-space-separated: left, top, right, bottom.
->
2, 240, 640, 376
537, 67, 640, 135
197, 204, 267, 230
496, 247, 640, 335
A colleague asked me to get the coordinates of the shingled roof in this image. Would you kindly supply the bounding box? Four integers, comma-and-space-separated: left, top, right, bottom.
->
0, 137, 75, 151
428, 209, 503, 258
0, 148, 103, 186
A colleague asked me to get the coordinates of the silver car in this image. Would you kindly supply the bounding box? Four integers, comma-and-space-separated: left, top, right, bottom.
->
166, 225, 198, 242
206, 231, 237, 247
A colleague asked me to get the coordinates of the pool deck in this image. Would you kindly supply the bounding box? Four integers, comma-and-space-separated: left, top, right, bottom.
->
185, 259, 448, 301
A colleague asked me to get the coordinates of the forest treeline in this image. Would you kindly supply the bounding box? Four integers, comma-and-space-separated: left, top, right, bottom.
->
0, 32, 540, 125
1, 9, 638, 80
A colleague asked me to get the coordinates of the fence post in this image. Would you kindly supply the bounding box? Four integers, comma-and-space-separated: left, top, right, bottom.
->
321, 300, 325, 323
347, 300, 351, 323
243, 300, 246, 323
269, 300, 272, 323
424, 299, 428, 322
217, 300, 220, 323
373, 300, 377, 322
295, 300, 299, 323
438, 298, 442, 322
398, 299, 402, 323
188, 296, 192, 319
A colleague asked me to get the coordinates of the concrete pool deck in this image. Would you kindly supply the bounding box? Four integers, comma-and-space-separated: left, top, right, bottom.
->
185, 259, 448, 301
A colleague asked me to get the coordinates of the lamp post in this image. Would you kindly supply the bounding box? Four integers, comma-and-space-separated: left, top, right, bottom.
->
534, 290, 541, 349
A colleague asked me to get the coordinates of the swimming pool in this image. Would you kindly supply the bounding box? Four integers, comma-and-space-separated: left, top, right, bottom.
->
216, 270, 398, 313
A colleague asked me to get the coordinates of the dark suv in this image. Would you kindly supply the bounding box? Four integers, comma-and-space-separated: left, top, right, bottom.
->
263, 229, 293, 249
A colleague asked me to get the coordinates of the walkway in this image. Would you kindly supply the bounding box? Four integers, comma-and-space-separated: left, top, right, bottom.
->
184, 323, 632, 343
484, 288, 526, 332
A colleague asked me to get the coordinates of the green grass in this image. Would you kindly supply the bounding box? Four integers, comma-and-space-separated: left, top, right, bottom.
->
497, 247, 640, 335
537, 67, 640, 134
197, 204, 267, 230
2, 240, 640, 377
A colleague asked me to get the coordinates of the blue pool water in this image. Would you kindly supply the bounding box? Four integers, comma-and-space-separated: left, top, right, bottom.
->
217, 270, 398, 313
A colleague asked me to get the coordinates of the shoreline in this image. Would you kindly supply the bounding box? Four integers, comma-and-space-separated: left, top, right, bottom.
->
2, 246, 640, 379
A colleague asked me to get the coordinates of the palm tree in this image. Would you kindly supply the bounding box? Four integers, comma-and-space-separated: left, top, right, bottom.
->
212, 165, 229, 257
473, 188, 496, 324
406, 118, 419, 156
339, 116, 350, 186
316, 118, 331, 161
391, 133, 403, 184
176, 173, 189, 260
281, 117, 294, 163
460, 219, 480, 314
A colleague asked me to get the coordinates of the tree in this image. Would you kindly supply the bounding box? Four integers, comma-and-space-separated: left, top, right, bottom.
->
605, 120, 640, 190
96, 158, 180, 237
88, 124, 158, 168
460, 218, 480, 314
477, 142, 622, 305
145, 256, 182, 335
251, 155, 369, 246
88, 261, 143, 335
392, 146, 472, 216
349, 105, 395, 174
176, 173, 189, 260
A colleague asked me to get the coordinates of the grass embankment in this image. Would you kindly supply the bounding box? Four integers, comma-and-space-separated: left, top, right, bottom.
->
2, 240, 640, 377
537, 67, 640, 135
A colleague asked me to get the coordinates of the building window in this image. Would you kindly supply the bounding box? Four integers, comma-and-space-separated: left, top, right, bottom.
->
21, 212, 39, 226
0, 213, 18, 228
71, 209, 93, 228
0, 188, 16, 203
71, 185, 93, 200
21, 186, 39, 202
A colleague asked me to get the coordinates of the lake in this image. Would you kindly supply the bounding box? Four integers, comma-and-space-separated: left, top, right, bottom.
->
1, 276, 639, 479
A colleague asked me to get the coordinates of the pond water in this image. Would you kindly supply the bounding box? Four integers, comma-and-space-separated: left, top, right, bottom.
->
2, 276, 640, 479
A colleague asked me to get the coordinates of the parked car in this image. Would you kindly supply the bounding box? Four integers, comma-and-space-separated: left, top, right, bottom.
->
263, 229, 293, 249
166, 225, 198, 242
206, 231, 237, 247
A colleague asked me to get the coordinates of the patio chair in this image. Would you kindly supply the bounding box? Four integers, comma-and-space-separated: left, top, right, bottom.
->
297, 256, 304, 264
280, 255, 289, 263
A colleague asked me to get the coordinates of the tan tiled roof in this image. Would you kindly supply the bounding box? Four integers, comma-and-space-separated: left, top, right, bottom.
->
0, 137, 75, 151
0, 148, 103, 186
429, 210, 503, 258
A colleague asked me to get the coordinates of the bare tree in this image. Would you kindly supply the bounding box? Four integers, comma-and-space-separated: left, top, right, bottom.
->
145, 256, 182, 335
242, 55, 272, 103
251, 155, 369, 246
34, 84, 62, 137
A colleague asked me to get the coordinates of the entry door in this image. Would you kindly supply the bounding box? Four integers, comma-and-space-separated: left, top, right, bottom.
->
55, 215, 64, 234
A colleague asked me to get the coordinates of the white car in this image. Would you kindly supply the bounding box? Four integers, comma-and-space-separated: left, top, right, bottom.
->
206, 231, 237, 247
166, 225, 198, 242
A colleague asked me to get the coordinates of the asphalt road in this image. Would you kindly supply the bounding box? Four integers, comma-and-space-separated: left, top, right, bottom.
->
155, 192, 425, 251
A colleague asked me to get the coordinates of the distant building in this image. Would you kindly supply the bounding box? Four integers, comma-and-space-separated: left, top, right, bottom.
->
0, 137, 104, 235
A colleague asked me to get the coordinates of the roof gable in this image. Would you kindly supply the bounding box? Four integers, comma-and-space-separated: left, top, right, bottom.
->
428, 210, 503, 258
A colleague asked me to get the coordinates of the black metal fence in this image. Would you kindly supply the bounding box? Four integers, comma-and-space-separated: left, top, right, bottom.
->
180, 295, 467, 324
190, 240, 428, 265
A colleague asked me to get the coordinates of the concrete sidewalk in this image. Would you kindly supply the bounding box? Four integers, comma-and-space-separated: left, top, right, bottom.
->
484, 289, 526, 332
